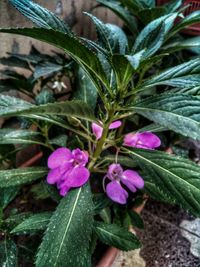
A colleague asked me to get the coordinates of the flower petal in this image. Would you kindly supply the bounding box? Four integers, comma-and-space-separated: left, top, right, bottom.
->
47, 167, 62, 184
59, 185, 71, 196
121, 170, 144, 190
124, 132, 161, 149
92, 122, 103, 140
72, 148, 89, 166
106, 181, 128, 204
109, 120, 122, 129
48, 148, 72, 169
64, 167, 90, 188
107, 163, 123, 180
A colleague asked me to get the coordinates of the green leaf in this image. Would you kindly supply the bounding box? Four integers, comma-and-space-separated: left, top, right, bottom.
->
105, 155, 137, 168
4, 212, 33, 229
133, 13, 177, 58
74, 67, 97, 111
0, 27, 109, 93
0, 239, 18, 267
0, 55, 30, 69
10, 0, 70, 34
96, 0, 138, 34
36, 184, 94, 267
142, 180, 173, 203
99, 208, 111, 223
171, 86, 200, 96
93, 194, 111, 214
125, 148, 200, 216
164, 0, 182, 13
138, 58, 200, 91
138, 7, 166, 24
128, 210, 144, 229
94, 221, 141, 251
0, 167, 47, 187
137, 123, 167, 133
85, 13, 127, 54
0, 187, 20, 209
34, 62, 64, 80
164, 75, 200, 88
35, 89, 55, 105
49, 134, 68, 147
0, 95, 95, 122
125, 50, 146, 70
120, 0, 155, 14
0, 76, 34, 93
111, 54, 133, 88
170, 10, 200, 36
11, 212, 52, 234
0, 128, 41, 145
162, 37, 200, 53
0, 96, 89, 138
134, 93, 200, 140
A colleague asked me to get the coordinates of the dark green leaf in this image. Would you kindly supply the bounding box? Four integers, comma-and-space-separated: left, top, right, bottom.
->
34, 62, 63, 80
93, 194, 111, 214
85, 13, 127, 54
164, 0, 182, 13
94, 221, 141, 251
128, 210, 144, 229
111, 54, 133, 88
36, 184, 94, 267
0, 239, 17, 267
120, 0, 155, 14
137, 123, 167, 133
96, 0, 138, 33
35, 89, 55, 105
125, 50, 146, 70
74, 67, 97, 111
126, 148, 200, 216
49, 134, 68, 147
134, 93, 200, 140
0, 95, 95, 122
4, 212, 33, 229
162, 37, 200, 53
105, 155, 137, 168
0, 76, 34, 93
11, 212, 52, 234
133, 13, 177, 58
0, 186, 20, 209
99, 208, 111, 223
170, 10, 200, 36
10, 0, 70, 34
0, 167, 47, 187
138, 58, 200, 91
171, 86, 200, 95
138, 7, 166, 24
0, 55, 30, 69
0, 128, 41, 145
0, 28, 109, 92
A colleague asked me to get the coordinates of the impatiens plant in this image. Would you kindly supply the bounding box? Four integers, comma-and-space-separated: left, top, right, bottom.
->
1, 0, 200, 266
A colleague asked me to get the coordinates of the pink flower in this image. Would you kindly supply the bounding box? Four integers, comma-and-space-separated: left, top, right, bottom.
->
124, 132, 161, 149
105, 163, 144, 204
47, 148, 90, 196
92, 121, 122, 140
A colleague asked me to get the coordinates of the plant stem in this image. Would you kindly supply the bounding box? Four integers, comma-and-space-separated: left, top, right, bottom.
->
88, 109, 115, 170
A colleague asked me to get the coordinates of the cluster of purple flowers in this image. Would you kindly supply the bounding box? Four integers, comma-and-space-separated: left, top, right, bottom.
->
46, 120, 161, 204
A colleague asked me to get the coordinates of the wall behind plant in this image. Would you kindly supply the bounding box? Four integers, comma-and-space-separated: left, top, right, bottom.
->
0, 0, 122, 56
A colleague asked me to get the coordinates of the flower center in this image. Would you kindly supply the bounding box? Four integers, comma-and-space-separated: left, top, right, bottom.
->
73, 159, 81, 167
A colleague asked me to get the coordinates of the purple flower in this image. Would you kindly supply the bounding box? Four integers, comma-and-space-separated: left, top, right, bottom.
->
92, 120, 122, 140
47, 148, 90, 196
124, 132, 161, 149
105, 163, 144, 204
